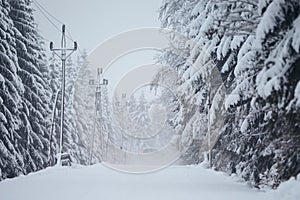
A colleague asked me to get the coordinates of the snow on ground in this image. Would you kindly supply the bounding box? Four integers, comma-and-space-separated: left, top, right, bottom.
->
0, 164, 299, 200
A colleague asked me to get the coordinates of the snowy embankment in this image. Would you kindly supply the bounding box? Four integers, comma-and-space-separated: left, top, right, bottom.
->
0, 164, 299, 200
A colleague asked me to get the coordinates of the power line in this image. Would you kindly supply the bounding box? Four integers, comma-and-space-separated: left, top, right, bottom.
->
32, 0, 64, 25
32, 0, 86, 56
32, 0, 62, 33
66, 29, 85, 56
41, 35, 51, 43
32, 0, 74, 42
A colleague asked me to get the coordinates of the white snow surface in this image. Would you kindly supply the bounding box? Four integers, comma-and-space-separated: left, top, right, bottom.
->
0, 164, 299, 200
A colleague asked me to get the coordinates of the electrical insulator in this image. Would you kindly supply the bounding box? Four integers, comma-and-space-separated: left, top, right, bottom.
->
74, 42, 77, 50
62, 24, 66, 33
50, 42, 53, 50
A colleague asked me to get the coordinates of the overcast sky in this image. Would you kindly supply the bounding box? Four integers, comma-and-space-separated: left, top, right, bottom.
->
33, 0, 163, 53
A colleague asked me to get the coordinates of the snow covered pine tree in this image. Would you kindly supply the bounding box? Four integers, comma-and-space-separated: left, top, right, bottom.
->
0, 0, 52, 180
158, 0, 300, 188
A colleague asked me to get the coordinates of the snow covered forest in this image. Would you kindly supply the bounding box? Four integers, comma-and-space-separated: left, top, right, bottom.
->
0, 0, 300, 193
157, 0, 300, 188
0, 0, 90, 180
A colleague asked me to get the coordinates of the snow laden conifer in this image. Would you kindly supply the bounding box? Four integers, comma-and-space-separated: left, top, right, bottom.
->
158, 0, 300, 188
0, 0, 54, 179
129, 93, 151, 129
73, 51, 98, 163
8, 0, 52, 172
0, 0, 25, 179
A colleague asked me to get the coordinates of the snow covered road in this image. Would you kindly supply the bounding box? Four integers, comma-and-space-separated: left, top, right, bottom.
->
0, 164, 299, 200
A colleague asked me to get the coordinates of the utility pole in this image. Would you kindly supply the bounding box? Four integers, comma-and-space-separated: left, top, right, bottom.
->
48, 90, 60, 166
50, 25, 77, 165
207, 87, 212, 168
89, 68, 108, 164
